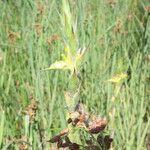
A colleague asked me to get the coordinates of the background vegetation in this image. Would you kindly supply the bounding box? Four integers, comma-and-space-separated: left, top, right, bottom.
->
0, 0, 150, 149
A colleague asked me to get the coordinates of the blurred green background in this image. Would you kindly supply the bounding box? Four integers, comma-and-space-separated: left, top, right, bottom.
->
0, 0, 150, 149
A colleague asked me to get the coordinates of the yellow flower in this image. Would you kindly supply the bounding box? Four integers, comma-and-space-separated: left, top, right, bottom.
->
107, 72, 127, 83
44, 47, 86, 76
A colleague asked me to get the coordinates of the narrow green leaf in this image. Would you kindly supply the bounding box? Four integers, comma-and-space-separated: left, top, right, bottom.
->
0, 110, 5, 148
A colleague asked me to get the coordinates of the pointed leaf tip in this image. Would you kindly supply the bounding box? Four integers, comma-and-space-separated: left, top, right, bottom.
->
44, 61, 69, 70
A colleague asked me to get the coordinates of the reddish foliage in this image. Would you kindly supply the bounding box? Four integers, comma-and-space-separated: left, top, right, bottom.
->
146, 6, 150, 12
88, 117, 107, 134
